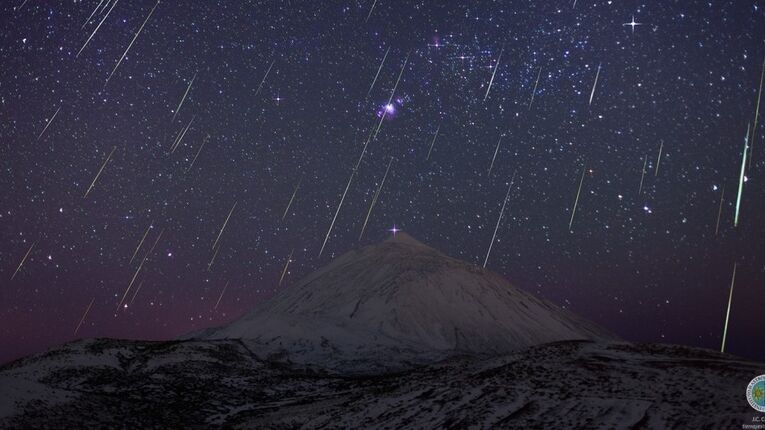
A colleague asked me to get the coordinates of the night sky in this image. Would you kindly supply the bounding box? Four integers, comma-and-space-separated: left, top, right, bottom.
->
2, 0, 764, 364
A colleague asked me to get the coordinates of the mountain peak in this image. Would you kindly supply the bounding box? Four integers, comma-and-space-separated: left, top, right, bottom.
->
384, 231, 430, 248
197, 234, 615, 373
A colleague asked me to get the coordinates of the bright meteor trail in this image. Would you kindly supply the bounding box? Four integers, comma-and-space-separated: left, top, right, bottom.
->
734, 126, 749, 227
569, 164, 586, 231
105, 0, 160, 86
84, 146, 116, 198
11, 241, 37, 281
172, 72, 197, 123
484, 47, 503, 101
589, 63, 601, 106
359, 157, 394, 241
212, 201, 237, 250
367, 46, 390, 98
720, 262, 737, 353
319, 168, 355, 257
484, 170, 517, 268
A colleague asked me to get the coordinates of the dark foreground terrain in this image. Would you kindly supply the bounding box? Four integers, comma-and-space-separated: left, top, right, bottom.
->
1, 338, 761, 428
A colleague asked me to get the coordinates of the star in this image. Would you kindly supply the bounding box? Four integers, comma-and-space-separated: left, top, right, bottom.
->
623, 16, 644, 33
388, 225, 401, 236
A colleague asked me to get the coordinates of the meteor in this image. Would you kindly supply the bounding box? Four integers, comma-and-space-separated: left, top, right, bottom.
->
374, 52, 410, 138
37, 106, 61, 141
129, 280, 144, 305
104, 0, 160, 86
484, 47, 503, 101
119, 229, 162, 310
172, 72, 197, 123
282, 177, 302, 220
129, 224, 152, 264
366, 47, 390, 97
488, 135, 503, 176
750, 55, 765, 169
84, 146, 116, 198
212, 201, 237, 250
171, 115, 195, 153
569, 164, 586, 231
528, 67, 542, 109
74, 297, 96, 336
359, 157, 394, 241
187, 134, 210, 171
278, 249, 294, 286
11, 241, 37, 281
715, 185, 725, 236
319, 168, 355, 257
426, 124, 440, 160
655, 141, 663, 176
207, 245, 221, 272
214, 281, 229, 310
483, 170, 517, 268
82, 0, 105, 29
589, 63, 601, 106
638, 154, 647, 194
365, 0, 378, 22
254, 60, 274, 97
720, 262, 737, 353
734, 126, 749, 227
77, 0, 119, 57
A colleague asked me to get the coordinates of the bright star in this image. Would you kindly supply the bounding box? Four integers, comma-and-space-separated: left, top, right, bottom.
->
623, 16, 644, 33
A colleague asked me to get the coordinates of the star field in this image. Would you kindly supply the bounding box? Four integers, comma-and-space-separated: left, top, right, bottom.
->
1, 0, 764, 363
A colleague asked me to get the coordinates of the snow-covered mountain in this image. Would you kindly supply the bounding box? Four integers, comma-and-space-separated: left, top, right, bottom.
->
192, 233, 615, 372
1, 235, 762, 427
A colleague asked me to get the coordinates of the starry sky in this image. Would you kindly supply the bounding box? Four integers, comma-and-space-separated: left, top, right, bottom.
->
2, 0, 765, 364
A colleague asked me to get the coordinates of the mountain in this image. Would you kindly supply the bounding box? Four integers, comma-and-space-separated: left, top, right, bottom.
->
0, 338, 760, 428
3, 234, 758, 427
192, 233, 615, 372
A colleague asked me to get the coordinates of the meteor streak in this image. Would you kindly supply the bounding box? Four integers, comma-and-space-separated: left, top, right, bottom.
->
84, 146, 116, 198
483, 170, 517, 268
720, 262, 737, 353
129, 280, 144, 305
484, 47, 503, 101
214, 281, 229, 310
37, 106, 61, 141
212, 202, 237, 250
734, 127, 749, 227
589, 63, 601, 106
278, 249, 293, 286
74, 297, 96, 336
77, 0, 119, 57
365, 0, 378, 22
655, 141, 663, 176
172, 72, 197, 123
319, 168, 355, 257
750, 55, 765, 169
119, 229, 162, 310
529, 67, 542, 109
359, 157, 394, 241
569, 164, 586, 231
129, 224, 151, 264
105, 0, 160, 86
374, 52, 410, 138
11, 241, 37, 281
82, 0, 105, 29
207, 245, 221, 272
187, 134, 209, 171
426, 124, 440, 160
488, 135, 503, 176
715, 185, 725, 236
638, 154, 647, 194
366, 46, 390, 98
254, 60, 274, 97
282, 177, 302, 220
171, 115, 195, 153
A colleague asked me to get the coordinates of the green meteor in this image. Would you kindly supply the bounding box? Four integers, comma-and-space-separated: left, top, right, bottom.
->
734, 126, 749, 227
